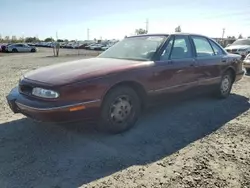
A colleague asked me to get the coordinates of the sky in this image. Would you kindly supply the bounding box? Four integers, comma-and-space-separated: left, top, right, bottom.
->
0, 0, 250, 40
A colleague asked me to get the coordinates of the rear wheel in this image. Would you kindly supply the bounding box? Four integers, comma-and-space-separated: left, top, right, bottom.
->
99, 86, 141, 133
216, 70, 234, 99
12, 48, 18, 53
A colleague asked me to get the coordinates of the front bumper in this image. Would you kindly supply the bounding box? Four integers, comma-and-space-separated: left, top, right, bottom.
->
6, 87, 101, 122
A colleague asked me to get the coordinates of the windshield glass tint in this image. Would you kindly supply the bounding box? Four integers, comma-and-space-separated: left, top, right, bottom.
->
98, 36, 166, 61
232, 39, 250, 45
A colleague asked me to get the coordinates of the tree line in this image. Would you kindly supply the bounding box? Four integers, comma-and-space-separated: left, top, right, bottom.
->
0, 35, 73, 43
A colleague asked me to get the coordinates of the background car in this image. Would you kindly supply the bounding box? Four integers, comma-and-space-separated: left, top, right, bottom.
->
1, 43, 10, 52
6, 43, 37, 53
243, 54, 250, 73
225, 39, 250, 59
89, 44, 104, 50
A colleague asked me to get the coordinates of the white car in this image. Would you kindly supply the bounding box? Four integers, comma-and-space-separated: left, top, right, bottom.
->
101, 44, 113, 51
6, 43, 37, 53
225, 39, 250, 58
89, 44, 104, 50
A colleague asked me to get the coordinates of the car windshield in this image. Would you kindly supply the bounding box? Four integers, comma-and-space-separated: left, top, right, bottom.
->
231, 39, 250, 46
98, 36, 166, 61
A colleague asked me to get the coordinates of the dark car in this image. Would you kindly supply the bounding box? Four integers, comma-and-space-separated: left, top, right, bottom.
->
7, 33, 245, 133
1, 43, 10, 52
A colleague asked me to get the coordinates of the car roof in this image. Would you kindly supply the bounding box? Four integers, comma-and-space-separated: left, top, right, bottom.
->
127, 33, 209, 38
235, 38, 250, 41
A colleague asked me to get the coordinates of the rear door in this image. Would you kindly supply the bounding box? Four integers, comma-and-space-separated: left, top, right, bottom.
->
15, 44, 23, 52
190, 36, 225, 90
151, 35, 198, 96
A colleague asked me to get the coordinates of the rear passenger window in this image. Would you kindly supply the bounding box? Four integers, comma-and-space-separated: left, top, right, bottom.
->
192, 36, 214, 57
209, 40, 224, 56
170, 36, 192, 59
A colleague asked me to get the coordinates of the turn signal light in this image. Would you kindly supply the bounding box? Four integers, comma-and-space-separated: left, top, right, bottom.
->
69, 105, 85, 112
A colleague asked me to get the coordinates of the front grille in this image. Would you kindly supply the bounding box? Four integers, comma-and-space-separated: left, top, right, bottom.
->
19, 84, 33, 96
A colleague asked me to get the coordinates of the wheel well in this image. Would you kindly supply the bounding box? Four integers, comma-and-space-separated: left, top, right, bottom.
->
226, 67, 236, 82
104, 81, 147, 108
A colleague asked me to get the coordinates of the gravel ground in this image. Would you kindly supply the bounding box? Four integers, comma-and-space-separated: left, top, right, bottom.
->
0, 49, 249, 188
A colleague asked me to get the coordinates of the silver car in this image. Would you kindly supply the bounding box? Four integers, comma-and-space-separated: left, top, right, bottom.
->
243, 54, 250, 73
6, 43, 37, 53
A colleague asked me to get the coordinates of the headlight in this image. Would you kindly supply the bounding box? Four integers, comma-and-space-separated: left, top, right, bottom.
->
32, 87, 59, 98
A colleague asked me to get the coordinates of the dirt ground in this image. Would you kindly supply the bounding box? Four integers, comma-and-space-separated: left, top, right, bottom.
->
0, 48, 249, 188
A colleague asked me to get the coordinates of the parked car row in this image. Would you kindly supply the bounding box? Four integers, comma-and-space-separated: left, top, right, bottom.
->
0, 43, 37, 53
30, 40, 118, 51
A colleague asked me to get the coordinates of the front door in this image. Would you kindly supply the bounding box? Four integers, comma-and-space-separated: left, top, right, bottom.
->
150, 35, 198, 97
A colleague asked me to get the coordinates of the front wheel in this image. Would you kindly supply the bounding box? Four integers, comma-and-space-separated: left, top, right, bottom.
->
99, 86, 141, 134
216, 71, 233, 99
12, 48, 18, 53
31, 48, 36, 52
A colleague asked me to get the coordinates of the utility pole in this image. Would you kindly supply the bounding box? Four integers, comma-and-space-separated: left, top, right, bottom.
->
222, 28, 225, 39
145, 19, 149, 33
87, 28, 90, 40
56, 31, 58, 41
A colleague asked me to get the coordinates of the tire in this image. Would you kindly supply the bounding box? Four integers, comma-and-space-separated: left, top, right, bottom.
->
31, 48, 36, 52
99, 86, 141, 134
12, 48, 18, 53
216, 70, 234, 99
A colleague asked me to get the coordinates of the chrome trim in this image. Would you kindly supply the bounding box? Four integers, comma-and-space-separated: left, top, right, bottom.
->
148, 77, 221, 94
148, 81, 197, 93
198, 77, 221, 82
15, 99, 101, 112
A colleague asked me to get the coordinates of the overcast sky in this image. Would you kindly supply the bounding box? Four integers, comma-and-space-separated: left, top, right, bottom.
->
0, 0, 250, 40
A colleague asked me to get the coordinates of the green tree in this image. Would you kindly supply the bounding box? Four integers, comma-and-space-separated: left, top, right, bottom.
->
25, 37, 39, 43
4, 36, 10, 42
57, 39, 64, 42
44, 37, 54, 42
11, 36, 18, 43
135, 28, 148, 35
238, 34, 243, 39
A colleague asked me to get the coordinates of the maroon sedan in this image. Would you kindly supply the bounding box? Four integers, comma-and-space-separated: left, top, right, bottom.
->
7, 33, 245, 133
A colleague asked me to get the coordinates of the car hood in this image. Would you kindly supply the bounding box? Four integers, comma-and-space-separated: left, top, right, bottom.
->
24, 58, 152, 86
225, 45, 250, 50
